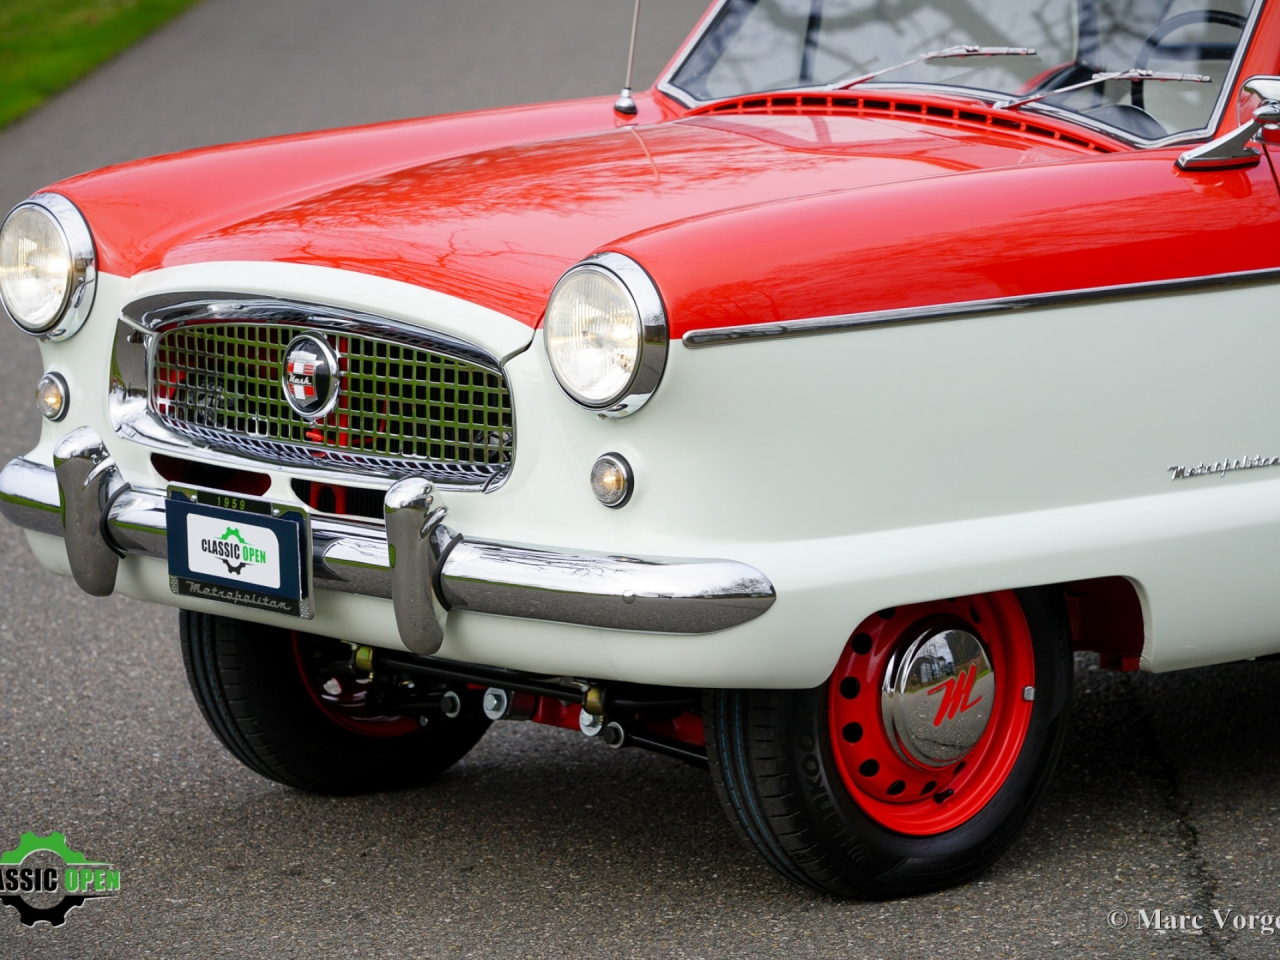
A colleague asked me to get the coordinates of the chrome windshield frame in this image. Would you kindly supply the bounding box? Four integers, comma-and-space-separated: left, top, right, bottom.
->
656, 0, 1264, 149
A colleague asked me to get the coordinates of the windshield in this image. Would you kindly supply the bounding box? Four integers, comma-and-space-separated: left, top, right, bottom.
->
668, 0, 1257, 141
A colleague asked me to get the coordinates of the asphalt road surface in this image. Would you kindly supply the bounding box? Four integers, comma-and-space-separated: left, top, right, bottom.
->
1, 2, 1278, 957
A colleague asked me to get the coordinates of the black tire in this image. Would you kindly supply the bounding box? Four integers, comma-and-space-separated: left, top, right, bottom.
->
180, 610, 490, 794
704, 587, 1072, 898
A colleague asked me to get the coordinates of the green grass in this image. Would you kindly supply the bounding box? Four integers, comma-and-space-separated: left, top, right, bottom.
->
0, 0, 203, 129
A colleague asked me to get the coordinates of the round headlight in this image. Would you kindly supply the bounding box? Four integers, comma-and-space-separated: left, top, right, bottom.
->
0, 194, 96, 340
544, 253, 667, 417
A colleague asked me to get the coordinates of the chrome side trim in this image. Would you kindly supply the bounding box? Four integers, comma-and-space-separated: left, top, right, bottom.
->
0, 455, 775, 634
681, 266, 1280, 348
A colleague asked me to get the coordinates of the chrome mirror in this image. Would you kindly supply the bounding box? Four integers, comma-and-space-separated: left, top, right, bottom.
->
1241, 76, 1280, 112
1178, 75, 1280, 171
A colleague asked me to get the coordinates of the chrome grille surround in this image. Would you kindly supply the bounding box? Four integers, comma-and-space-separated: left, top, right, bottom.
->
126, 296, 513, 485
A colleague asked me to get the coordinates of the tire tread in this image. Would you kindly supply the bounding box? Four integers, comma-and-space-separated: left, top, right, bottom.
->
180, 611, 489, 794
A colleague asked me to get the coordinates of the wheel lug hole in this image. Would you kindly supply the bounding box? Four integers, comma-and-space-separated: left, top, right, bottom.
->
954, 761, 966, 775
887, 780, 905, 796
858, 759, 879, 777
920, 780, 937, 796
839, 677, 860, 699
842, 722, 863, 743
851, 632, 872, 655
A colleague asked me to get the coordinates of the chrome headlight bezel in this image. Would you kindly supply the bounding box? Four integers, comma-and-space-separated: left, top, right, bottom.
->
543, 252, 668, 418
0, 193, 97, 341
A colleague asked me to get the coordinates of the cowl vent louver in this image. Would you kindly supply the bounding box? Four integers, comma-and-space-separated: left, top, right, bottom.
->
688, 93, 1116, 153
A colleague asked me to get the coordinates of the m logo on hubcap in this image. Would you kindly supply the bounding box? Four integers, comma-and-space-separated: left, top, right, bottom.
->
281, 333, 340, 420
928, 663, 984, 727
881, 626, 996, 768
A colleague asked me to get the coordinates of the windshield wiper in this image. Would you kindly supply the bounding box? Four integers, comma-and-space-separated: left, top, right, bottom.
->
995, 68, 1211, 110
827, 45, 1037, 91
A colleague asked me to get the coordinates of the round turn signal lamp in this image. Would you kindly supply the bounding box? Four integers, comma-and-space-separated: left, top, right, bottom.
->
590, 453, 633, 508
35, 371, 68, 421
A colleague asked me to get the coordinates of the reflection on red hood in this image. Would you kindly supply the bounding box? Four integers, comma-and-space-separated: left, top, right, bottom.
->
54, 95, 1093, 328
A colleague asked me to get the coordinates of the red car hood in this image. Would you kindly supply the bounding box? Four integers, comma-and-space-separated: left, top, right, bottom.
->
55, 101, 1095, 329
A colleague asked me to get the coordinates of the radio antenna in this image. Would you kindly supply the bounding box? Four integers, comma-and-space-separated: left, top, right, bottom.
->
614, 0, 642, 115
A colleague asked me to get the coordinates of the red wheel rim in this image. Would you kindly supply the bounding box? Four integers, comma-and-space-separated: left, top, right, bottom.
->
828, 593, 1035, 836
291, 633, 420, 738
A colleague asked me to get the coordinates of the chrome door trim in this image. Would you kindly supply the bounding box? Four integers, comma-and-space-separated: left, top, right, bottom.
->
681, 265, 1280, 348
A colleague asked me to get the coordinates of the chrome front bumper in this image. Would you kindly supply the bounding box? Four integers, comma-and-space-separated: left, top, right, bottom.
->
0, 430, 776, 651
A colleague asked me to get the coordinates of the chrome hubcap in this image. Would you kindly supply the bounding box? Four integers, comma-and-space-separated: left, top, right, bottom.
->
880, 626, 995, 769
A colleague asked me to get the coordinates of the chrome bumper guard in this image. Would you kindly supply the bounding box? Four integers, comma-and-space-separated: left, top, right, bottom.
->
0, 430, 776, 650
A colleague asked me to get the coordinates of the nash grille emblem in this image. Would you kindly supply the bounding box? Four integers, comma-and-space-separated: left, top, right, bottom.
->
286, 358, 317, 402
281, 333, 340, 420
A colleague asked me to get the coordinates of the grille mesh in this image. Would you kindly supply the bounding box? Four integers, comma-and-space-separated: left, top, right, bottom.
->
151, 321, 513, 482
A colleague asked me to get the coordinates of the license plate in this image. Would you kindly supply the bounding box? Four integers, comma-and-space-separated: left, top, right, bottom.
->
166, 486, 313, 619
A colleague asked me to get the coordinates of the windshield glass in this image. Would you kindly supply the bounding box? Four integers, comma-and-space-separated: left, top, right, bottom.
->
669, 0, 1257, 141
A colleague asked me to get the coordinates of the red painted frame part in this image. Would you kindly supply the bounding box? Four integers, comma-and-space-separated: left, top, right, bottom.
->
288, 638, 707, 748
1063, 576, 1146, 672
290, 633, 421, 738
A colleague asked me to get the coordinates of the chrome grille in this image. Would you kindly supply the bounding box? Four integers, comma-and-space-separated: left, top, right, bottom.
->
150, 320, 513, 482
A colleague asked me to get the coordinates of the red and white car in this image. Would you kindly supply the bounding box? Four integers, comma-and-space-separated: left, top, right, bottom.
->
1, 0, 1277, 897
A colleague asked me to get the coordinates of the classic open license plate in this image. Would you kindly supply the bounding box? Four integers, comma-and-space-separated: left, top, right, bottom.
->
166, 486, 313, 618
